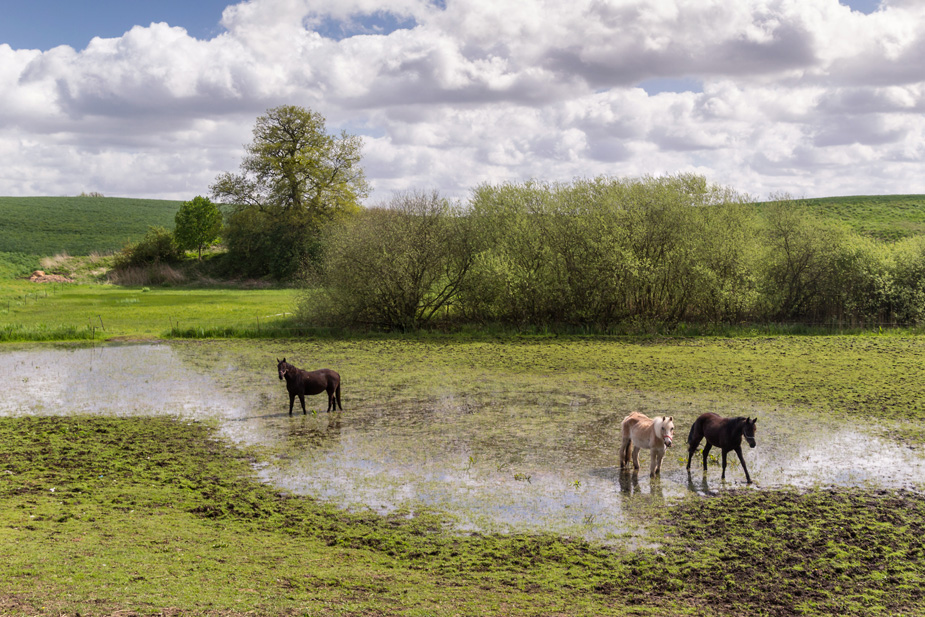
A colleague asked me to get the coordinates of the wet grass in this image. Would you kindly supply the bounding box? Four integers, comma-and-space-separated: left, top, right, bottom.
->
1, 415, 922, 616
196, 335, 925, 444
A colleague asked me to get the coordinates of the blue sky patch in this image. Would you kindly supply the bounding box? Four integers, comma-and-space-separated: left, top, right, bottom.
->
312, 11, 418, 41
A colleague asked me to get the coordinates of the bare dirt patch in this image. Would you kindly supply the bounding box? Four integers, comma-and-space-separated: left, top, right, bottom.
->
28, 269, 74, 283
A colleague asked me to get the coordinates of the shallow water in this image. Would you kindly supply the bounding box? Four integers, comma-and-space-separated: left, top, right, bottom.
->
1, 342, 922, 543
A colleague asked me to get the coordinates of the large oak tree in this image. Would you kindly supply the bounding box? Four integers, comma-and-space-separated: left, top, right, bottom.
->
211, 105, 368, 278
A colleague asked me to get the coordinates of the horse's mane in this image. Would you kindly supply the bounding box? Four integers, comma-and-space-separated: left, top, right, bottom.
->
731, 416, 756, 429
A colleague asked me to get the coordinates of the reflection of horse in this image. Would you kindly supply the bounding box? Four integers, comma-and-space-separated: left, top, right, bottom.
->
686, 413, 757, 484
276, 358, 343, 415
686, 470, 716, 496
288, 414, 343, 443
620, 412, 675, 476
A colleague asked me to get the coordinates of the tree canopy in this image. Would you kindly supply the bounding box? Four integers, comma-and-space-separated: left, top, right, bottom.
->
174, 195, 222, 260
210, 105, 368, 278
211, 105, 367, 218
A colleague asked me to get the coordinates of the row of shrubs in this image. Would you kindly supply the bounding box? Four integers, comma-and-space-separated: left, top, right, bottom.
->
298, 174, 925, 330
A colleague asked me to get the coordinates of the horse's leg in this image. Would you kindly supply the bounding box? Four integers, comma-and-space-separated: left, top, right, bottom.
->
701, 443, 712, 472
686, 439, 698, 470
686, 421, 702, 470
288, 392, 295, 416
650, 448, 661, 476
734, 447, 752, 484
632, 445, 641, 470
326, 387, 334, 413
620, 435, 630, 468
299, 394, 307, 415
720, 449, 728, 480
686, 431, 701, 470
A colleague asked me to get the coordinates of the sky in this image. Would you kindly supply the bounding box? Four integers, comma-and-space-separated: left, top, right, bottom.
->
0, 0, 922, 203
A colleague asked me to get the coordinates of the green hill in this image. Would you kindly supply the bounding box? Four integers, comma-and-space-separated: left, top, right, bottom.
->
0, 196, 182, 256
761, 194, 925, 242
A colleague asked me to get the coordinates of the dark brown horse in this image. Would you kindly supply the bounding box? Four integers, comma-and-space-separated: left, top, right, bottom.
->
277, 358, 342, 415
686, 413, 757, 484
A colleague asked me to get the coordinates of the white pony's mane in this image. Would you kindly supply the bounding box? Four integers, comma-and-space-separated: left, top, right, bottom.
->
652, 415, 664, 436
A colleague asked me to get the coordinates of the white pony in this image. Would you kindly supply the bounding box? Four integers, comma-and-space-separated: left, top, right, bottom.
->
620, 412, 675, 476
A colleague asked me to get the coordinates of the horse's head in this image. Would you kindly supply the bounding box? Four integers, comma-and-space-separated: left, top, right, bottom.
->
277, 357, 289, 381
659, 416, 675, 447
743, 417, 757, 448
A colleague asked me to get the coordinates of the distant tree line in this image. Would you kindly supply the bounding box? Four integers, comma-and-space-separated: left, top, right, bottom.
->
112, 104, 925, 331
299, 175, 925, 331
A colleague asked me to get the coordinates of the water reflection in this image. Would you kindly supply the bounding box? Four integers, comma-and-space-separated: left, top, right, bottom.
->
0, 342, 922, 544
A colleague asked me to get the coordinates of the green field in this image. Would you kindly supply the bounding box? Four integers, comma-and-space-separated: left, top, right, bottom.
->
759, 194, 925, 241
0, 282, 299, 341
0, 196, 181, 255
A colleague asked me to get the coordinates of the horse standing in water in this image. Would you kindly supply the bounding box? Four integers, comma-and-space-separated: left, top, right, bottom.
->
620, 412, 675, 477
686, 413, 757, 483
276, 358, 343, 415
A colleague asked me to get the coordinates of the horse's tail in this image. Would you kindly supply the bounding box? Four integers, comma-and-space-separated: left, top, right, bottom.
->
335, 382, 343, 411
687, 416, 701, 448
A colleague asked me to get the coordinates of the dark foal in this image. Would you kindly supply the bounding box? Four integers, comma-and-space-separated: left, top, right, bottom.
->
276, 358, 343, 415
686, 412, 757, 483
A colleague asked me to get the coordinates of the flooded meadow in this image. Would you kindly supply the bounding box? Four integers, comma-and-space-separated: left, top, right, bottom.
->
2, 338, 923, 544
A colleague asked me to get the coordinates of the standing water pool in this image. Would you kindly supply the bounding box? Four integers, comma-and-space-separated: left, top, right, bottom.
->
1, 341, 922, 543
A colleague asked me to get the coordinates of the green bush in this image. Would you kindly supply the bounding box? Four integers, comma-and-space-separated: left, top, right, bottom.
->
460, 175, 756, 326
300, 190, 474, 330
113, 226, 183, 270
222, 207, 321, 280
298, 176, 925, 331
885, 236, 925, 324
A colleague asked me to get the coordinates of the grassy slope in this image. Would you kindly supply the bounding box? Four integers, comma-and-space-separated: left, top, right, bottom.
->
757, 194, 925, 241
0, 196, 181, 255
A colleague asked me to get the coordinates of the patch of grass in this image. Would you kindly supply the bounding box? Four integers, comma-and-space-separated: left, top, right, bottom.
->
1, 415, 922, 616
0, 281, 299, 340
0, 252, 40, 279
658, 489, 925, 616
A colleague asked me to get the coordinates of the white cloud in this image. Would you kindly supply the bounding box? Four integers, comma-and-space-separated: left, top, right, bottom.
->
1, 0, 925, 201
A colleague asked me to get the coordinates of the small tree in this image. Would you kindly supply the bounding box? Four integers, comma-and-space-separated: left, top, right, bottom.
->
174, 195, 222, 260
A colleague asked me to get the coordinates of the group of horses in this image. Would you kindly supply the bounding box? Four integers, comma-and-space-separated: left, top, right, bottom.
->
621, 410, 758, 483
276, 358, 757, 483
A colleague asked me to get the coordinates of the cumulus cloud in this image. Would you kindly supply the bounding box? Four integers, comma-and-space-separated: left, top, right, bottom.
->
1, 0, 925, 200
